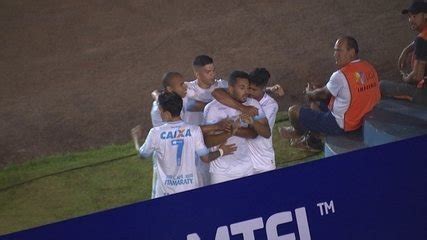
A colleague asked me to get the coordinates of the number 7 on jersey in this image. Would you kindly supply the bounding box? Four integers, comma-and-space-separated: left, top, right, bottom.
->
171, 139, 184, 166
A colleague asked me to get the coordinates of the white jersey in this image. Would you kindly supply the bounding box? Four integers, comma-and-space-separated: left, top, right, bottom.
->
204, 98, 266, 176
184, 79, 228, 125
139, 120, 209, 198
248, 93, 279, 173
326, 60, 356, 129
150, 96, 188, 127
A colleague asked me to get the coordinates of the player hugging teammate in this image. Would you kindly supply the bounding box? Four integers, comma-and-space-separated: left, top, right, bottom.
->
132, 55, 283, 198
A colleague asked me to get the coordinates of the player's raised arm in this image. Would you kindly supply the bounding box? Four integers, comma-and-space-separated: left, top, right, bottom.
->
131, 125, 143, 152
151, 89, 160, 101
265, 84, 285, 99
131, 125, 155, 159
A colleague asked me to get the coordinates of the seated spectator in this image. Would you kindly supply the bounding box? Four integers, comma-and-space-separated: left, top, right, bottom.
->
280, 36, 380, 149
380, 1, 427, 106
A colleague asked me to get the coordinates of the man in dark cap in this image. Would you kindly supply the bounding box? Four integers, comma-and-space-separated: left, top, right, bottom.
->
380, 1, 427, 105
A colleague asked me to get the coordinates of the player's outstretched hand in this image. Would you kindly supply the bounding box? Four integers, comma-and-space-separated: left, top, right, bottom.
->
220, 143, 237, 156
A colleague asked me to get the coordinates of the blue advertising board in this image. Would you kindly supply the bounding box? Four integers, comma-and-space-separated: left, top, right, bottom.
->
1, 135, 426, 239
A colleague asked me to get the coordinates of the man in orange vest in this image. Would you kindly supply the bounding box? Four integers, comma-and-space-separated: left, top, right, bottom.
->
380, 1, 427, 106
280, 36, 381, 147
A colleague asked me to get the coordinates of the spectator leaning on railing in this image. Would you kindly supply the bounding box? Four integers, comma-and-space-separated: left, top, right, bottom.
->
380, 1, 427, 106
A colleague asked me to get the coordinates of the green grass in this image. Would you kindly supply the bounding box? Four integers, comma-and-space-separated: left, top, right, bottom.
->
0, 145, 152, 235
0, 112, 323, 235
273, 111, 324, 168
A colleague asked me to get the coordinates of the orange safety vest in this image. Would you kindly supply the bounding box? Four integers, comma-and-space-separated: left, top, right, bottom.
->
329, 60, 381, 131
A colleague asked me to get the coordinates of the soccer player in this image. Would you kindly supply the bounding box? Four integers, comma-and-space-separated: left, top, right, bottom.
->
132, 92, 236, 198
181, 55, 257, 185
184, 55, 259, 125
150, 71, 236, 186
150, 72, 188, 127
204, 70, 271, 184
247, 68, 279, 173
210, 68, 283, 172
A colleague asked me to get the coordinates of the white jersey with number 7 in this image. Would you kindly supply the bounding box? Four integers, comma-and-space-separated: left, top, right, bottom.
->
139, 120, 209, 198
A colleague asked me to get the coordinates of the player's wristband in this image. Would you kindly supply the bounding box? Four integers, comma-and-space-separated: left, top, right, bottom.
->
218, 148, 224, 157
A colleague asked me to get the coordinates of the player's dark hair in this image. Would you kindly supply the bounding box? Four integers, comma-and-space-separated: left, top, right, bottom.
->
229, 70, 249, 86
158, 91, 182, 117
248, 68, 270, 87
192, 55, 213, 68
161, 72, 182, 88
341, 36, 359, 55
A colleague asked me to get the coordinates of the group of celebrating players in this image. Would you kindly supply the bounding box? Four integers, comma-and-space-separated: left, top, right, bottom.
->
130, 1, 427, 200
131, 55, 284, 198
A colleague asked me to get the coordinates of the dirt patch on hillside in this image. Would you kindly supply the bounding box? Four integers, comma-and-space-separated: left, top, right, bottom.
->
0, 0, 416, 167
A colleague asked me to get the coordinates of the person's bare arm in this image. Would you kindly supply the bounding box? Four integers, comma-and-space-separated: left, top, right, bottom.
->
305, 83, 331, 102
151, 90, 160, 101
131, 125, 144, 151
240, 115, 271, 138
186, 99, 208, 112
200, 124, 221, 135
212, 88, 258, 117
398, 41, 415, 72
203, 131, 232, 148
200, 143, 237, 163
203, 117, 240, 147
266, 84, 285, 99
200, 118, 233, 135
234, 127, 258, 139
130, 125, 151, 159
403, 60, 426, 84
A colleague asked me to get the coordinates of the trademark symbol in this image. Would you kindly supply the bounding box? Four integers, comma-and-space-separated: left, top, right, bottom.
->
317, 200, 335, 216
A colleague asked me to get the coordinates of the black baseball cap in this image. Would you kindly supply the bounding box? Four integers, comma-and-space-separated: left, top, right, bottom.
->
402, 2, 427, 14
